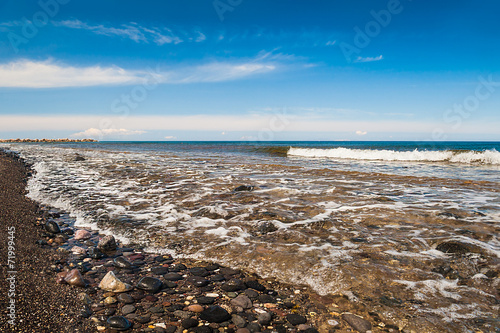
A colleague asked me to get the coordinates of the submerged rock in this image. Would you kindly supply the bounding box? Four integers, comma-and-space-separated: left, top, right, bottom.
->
74, 229, 91, 240
97, 235, 117, 251
99, 271, 133, 292
286, 314, 307, 325
230, 294, 253, 309
221, 278, 246, 292
233, 185, 254, 192
200, 305, 232, 323
341, 313, 371, 333
107, 316, 132, 331
114, 256, 133, 268
136, 276, 163, 293
64, 268, 87, 288
45, 220, 61, 234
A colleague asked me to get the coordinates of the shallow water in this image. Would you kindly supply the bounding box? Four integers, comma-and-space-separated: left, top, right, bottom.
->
3, 142, 499, 332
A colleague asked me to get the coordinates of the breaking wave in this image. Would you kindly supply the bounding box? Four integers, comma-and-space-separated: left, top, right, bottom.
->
287, 147, 500, 165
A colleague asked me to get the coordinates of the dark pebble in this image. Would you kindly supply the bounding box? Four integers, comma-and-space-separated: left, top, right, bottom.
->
181, 318, 199, 329
286, 314, 307, 325
169, 263, 187, 271
114, 256, 133, 268
244, 289, 259, 299
221, 279, 246, 292
149, 306, 164, 313
164, 272, 184, 281
246, 322, 261, 333
163, 281, 177, 288
88, 247, 105, 259
191, 327, 213, 333
341, 313, 372, 333
245, 280, 265, 291
197, 296, 216, 304
98, 235, 117, 252
205, 263, 220, 271
219, 267, 239, 276
200, 305, 232, 323
107, 316, 132, 331
135, 315, 151, 324
190, 267, 210, 276
436, 241, 473, 254
188, 276, 210, 287
45, 220, 61, 234
258, 294, 276, 303
137, 276, 163, 293
233, 185, 254, 192
210, 274, 225, 282
117, 294, 135, 304
121, 304, 136, 315
151, 266, 169, 275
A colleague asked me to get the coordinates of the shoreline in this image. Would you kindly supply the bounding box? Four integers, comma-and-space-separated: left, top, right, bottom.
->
0, 150, 376, 333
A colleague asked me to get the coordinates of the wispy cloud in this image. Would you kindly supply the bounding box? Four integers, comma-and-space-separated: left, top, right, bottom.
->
355, 130, 368, 135
0, 58, 278, 88
53, 20, 203, 45
0, 59, 145, 88
354, 55, 384, 63
72, 128, 146, 139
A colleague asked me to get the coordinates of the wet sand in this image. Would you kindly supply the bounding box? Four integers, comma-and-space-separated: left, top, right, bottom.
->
0, 150, 93, 332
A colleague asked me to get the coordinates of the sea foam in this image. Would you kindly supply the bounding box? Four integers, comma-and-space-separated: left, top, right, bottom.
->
288, 147, 500, 164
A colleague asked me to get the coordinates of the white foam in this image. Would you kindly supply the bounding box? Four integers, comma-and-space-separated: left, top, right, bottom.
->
288, 147, 500, 165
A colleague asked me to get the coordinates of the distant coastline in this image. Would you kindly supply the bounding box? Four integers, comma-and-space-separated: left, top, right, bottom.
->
0, 138, 97, 143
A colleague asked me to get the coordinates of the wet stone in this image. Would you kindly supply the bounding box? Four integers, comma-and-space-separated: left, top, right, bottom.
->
64, 268, 87, 288
164, 272, 183, 281
197, 296, 216, 305
121, 304, 136, 315
173, 310, 191, 319
219, 267, 239, 276
107, 316, 132, 331
182, 318, 199, 329
188, 276, 210, 287
232, 314, 247, 328
45, 220, 61, 234
169, 263, 187, 271
210, 274, 225, 282
230, 294, 253, 309
233, 185, 254, 192
137, 276, 163, 293
341, 313, 372, 333
257, 312, 272, 325
244, 289, 259, 299
286, 314, 307, 326
98, 235, 117, 252
221, 278, 246, 292
246, 323, 261, 333
190, 267, 210, 276
245, 280, 265, 291
258, 294, 276, 304
436, 241, 474, 254
205, 263, 220, 271
117, 293, 135, 304
149, 306, 164, 314
88, 247, 105, 259
114, 256, 133, 268
135, 315, 151, 324
151, 266, 169, 275
200, 305, 232, 323
163, 281, 177, 288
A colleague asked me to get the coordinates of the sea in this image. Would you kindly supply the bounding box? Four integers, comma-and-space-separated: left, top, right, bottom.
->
2, 141, 499, 332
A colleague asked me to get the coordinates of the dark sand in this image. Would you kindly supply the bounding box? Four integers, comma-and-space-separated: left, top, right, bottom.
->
0, 151, 92, 332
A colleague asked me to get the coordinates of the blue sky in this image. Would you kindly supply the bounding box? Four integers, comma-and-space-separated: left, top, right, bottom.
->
0, 0, 499, 141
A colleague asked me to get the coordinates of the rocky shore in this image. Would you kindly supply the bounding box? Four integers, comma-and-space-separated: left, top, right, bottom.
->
0, 149, 401, 333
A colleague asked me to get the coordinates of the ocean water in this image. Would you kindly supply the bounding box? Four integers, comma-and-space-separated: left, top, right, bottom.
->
2, 141, 499, 332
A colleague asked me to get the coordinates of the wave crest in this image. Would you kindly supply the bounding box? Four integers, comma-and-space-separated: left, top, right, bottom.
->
287, 147, 500, 165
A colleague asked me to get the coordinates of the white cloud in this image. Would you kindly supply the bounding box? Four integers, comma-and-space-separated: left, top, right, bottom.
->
164, 136, 177, 140
354, 55, 384, 63
71, 128, 146, 139
0, 58, 278, 88
0, 59, 145, 88
355, 130, 368, 136
54, 20, 201, 45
